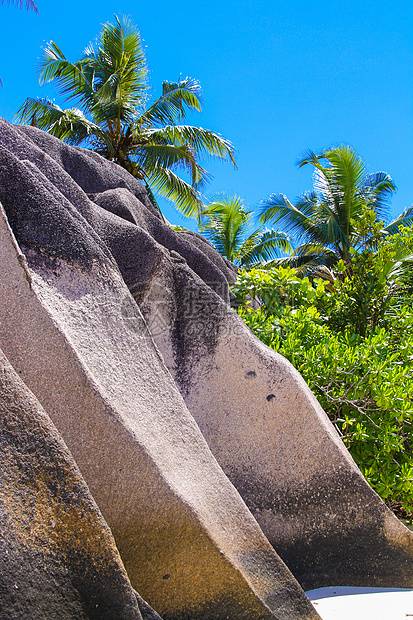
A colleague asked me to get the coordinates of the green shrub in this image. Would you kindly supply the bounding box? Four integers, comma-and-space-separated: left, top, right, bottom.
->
235, 262, 413, 514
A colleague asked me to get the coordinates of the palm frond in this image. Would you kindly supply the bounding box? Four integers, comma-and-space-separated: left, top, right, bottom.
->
238, 229, 292, 267
309, 199, 351, 253
16, 16, 236, 219
39, 17, 148, 120
381, 247, 413, 281
265, 145, 399, 268
2, 0, 38, 12
322, 147, 366, 232
259, 192, 312, 241
16, 98, 103, 145
136, 143, 197, 168
199, 196, 251, 260
38, 42, 96, 111
297, 149, 327, 173
362, 171, 396, 219
89, 99, 137, 126
291, 242, 339, 262
145, 167, 203, 218
383, 205, 413, 236
87, 16, 148, 109
142, 77, 202, 126
281, 243, 339, 275
147, 125, 236, 166
135, 142, 210, 188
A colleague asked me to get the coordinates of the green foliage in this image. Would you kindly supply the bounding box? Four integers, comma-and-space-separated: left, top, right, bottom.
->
234, 265, 326, 317
259, 145, 413, 275
16, 16, 235, 218
317, 210, 403, 336
234, 223, 413, 513
199, 195, 292, 267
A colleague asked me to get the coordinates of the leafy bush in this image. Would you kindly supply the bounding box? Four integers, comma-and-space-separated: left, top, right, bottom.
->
234, 256, 413, 514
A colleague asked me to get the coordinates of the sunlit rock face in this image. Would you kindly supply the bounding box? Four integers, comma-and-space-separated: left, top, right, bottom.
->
0, 117, 411, 619
140, 260, 413, 588
0, 118, 319, 620
0, 349, 143, 620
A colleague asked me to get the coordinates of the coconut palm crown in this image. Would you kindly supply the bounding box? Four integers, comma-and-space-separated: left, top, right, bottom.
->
199, 195, 292, 268
259, 145, 413, 273
17, 16, 236, 217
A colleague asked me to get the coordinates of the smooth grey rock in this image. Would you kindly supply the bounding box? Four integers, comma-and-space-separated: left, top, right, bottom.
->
0, 349, 142, 620
2, 120, 235, 303
140, 242, 413, 591
0, 118, 319, 620
3, 113, 412, 607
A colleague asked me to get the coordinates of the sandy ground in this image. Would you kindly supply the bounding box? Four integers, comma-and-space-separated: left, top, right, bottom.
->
306, 587, 413, 619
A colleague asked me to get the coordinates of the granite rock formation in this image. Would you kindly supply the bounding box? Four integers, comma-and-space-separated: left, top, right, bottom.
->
0, 118, 318, 619
0, 348, 143, 619
141, 268, 413, 589
0, 117, 412, 618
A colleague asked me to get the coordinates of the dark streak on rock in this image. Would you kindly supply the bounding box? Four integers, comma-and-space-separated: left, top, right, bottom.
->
226, 464, 413, 589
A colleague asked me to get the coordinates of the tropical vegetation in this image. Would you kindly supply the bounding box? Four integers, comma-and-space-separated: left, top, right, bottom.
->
199, 195, 292, 268
16, 16, 236, 217
259, 145, 413, 276
233, 202, 413, 515
15, 20, 413, 514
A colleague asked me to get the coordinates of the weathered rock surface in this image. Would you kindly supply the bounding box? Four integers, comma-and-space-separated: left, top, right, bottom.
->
0, 118, 319, 619
141, 230, 413, 590
0, 116, 412, 616
135, 592, 164, 620
0, 348, 143, 619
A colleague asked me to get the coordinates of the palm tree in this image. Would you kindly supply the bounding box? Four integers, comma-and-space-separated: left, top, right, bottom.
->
16, 16, 235, 217
259, 145, 413, 273
199, 195, 292, 268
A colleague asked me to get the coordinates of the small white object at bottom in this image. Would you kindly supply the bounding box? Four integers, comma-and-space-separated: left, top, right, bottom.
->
306, 586, 413, 620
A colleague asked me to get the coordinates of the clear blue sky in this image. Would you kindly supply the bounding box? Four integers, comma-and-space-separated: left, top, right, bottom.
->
1, 0, 412, 230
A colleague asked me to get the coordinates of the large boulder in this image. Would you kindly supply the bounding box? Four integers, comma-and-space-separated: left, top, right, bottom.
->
0, 118, 318, 620
146, 277, 413, 588
0, 348, 143, 619
138, 237, 413, 590
0, 116, 412, 615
